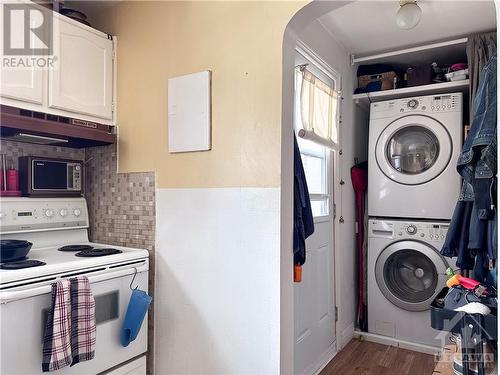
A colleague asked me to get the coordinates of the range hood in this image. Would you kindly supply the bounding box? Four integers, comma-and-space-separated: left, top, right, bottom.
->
0, 105, 116, 148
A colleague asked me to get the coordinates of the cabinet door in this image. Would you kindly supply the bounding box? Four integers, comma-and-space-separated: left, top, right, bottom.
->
1, 63, 44, 105
49, 17, 113, 120
0, 2, 44, 104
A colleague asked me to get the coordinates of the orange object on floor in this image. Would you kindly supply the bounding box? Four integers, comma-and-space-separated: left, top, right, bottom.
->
294, 263, 302, 282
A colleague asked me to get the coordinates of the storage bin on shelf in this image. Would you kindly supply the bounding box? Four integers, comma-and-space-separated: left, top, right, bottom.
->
356, 64, 398, 94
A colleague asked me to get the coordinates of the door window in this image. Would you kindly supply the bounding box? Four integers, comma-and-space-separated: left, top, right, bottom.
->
294, 63, 339, 219
386, 126, 440, 175
383, 249, 438, 304
298, 139, 329, 218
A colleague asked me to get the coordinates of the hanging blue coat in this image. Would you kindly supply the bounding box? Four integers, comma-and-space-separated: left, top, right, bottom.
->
293, 135, 314, 265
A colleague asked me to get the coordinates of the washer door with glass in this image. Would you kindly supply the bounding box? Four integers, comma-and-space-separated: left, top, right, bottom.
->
375, 240, 448, 311
375, 115, 452, 185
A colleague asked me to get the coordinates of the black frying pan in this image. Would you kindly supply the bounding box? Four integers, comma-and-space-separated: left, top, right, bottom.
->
0, 240, 33, 263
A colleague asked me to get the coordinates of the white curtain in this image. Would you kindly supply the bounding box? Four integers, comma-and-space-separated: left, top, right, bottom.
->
297, 68, 340, 149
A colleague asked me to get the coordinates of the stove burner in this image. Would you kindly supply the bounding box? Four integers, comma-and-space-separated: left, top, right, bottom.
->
75, 248, 123, 257
59, 245, 94, 252
0, 259, 46, 270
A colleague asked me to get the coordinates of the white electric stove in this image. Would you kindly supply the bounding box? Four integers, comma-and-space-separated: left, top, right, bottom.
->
0, 197, 149, 375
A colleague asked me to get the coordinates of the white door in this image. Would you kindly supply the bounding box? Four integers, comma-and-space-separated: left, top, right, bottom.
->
376, 115, 452, 185
294, 206, 335, 375
0, 2, 44, 104
293, 50, 338, 375
49, 17, 113, 120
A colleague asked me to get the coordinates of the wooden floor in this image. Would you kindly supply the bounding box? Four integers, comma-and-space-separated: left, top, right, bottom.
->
320, 340, 438, 375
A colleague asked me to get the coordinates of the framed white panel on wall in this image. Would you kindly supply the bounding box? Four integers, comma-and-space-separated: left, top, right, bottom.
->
167, 70, 211, 153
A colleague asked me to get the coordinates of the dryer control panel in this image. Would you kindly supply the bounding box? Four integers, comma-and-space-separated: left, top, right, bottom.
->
368, 219, 449, 243
370, 93, 463, 119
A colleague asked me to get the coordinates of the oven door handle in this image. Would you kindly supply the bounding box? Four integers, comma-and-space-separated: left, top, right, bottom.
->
0, 264, 148, 304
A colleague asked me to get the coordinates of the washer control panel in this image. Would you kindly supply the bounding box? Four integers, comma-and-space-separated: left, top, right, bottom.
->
429, 95, 460, 112
369, 219, 449, 243
0, 197, 88, 234
370, 93, 462, 118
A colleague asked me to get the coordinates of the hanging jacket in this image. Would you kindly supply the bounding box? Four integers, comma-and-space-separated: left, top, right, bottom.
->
442, 55, 497, 274
457, 55, 497, 205
293, 135, 314, 266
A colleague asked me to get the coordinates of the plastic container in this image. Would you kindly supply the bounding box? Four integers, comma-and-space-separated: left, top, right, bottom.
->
430, 288, 497, 340
6, 169, 19, 191
407, 65, 433, 87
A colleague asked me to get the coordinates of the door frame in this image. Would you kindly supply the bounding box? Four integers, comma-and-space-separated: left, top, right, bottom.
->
294, 39, 341, 374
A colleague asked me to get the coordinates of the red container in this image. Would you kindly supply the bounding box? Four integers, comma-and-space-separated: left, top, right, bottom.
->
6, 169, 19, 191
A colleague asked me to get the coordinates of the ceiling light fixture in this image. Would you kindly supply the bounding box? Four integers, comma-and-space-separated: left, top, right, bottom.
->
396, 0, 422, 30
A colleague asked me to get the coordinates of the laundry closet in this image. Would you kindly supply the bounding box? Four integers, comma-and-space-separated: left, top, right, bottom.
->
283, 2, 497, 375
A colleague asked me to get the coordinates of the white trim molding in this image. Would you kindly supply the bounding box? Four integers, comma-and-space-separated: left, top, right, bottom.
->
296, 39, 342, 87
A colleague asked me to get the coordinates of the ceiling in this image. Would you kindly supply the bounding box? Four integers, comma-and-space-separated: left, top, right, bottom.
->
319, 1, 496, 56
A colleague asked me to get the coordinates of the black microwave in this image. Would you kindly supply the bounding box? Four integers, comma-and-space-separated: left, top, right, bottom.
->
19, 156, 83, 197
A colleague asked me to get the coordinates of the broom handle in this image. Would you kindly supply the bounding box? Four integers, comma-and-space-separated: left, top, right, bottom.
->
356, 191, 365, 320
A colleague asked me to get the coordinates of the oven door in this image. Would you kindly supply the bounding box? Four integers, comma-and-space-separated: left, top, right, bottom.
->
0, 261, 149, 375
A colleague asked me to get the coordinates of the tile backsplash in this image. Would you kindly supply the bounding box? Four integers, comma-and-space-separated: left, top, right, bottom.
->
0, 140, 156, 374
84, 144, 155, 254
0, 140, 85, 169
0, 140, 155, 253
84, 143, 156, 375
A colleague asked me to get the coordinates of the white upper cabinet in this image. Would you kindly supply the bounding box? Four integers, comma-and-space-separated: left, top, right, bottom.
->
1, 60, 44, 105
0, 0, 116, 126
0, 1, 44, 104
49, 17, 114, 120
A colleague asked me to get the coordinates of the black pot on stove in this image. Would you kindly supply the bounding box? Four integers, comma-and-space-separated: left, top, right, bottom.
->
0, 239, 33, 262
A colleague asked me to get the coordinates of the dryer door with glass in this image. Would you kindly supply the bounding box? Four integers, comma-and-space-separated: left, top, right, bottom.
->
375, 240, 448, 311
375, 115, 452, 185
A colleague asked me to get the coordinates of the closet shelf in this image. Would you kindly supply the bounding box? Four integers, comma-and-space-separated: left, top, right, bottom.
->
352, 79, 469, 108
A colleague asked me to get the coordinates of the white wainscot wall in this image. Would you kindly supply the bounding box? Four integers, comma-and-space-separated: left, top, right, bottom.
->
155, 188, 281, 375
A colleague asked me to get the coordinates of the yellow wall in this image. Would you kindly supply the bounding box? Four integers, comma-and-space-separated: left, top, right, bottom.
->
98, 1, 305, 188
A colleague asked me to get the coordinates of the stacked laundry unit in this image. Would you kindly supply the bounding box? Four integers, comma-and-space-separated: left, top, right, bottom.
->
367, 93, 463, 351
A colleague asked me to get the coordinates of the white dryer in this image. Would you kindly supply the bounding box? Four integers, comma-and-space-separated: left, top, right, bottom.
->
368, 93, 463, 220
367, 218, 452, 349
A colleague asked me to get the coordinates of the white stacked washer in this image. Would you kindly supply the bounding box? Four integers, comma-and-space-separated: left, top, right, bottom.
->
0, 197, 149, 375
366, 93, 463, 351
367, 219, 452, 350
368, 93, 463, 220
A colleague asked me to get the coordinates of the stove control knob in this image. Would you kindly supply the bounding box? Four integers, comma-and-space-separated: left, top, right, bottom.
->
45, 209, 54, 218
406, 225, 417, 235
0, 211, 5, 220
73, 208, 82, 217
59, 209, 68, 217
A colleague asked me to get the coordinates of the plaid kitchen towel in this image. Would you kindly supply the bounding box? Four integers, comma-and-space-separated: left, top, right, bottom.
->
69, 276, 96, 366
42, 279, 73, 372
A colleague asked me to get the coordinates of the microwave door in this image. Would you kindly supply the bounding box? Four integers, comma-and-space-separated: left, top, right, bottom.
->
33, 161, 68, 191
0, 265, 149, 375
